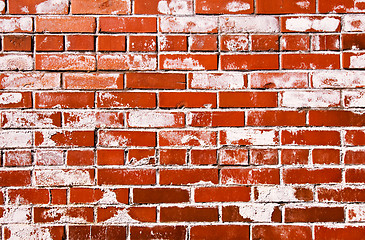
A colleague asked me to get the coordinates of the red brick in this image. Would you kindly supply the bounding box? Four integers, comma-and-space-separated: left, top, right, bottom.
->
160, 35, 188, 51
70, 188, 128, 204
196, 0, 253, 14
312, 34, 340, 51
160, 206, 218, 222
71, 0, 130, 14
98, 169, 156, 185
134, 0, 193, 14
36, 35, 64, 52
35, 92, 94, 109
283, 168, 342, 184
281, 149, 309, 165
98, 131, 156, 147
190, 149, 217, 165
36, 16, 96, 33
247, 110, 306, 126
345, 130, 365, 146
160, 168, 218, 185
220, 35, 249, 51
0, 92, 32, 108
251, 35, 279, 51
309, 110, 365, 126
219, 91, 278, 108
222, 205, 282, 222
67, 149, 94, 166
285, 206, 344, 222
188, 111, 244, 127
160, 149, 187, 165
98, 54, 157, 70
34, 207, 94, 223
64, 73, 123, 90
250, 149, 278, 165
51, 189, 67, 205
281, 16, 341, 32
319, 0, 365, 13
160, 16, 218, 33
36, 54, 96, 71
221, 54, 279, 70
253, 225, 312, 240
344, 52, 365, 69
69, 226, 126, 240
191, 225, 249, 240
220, 129, 279, 146
256, 0, 315, 13
195, 186, 250, 202
126, 73, 186, 89
66, 35, 95, 51
313, 149, 341, 164
97, 149, 124, 165
281, 35, 310, 51
221, 168, 280, 184
160, 54, 218, 70
159, 130, 217, 147
3, 36, 32, 52
190, 35, 217, 51
127, 149, 155, 165
282, 130, 341, 146
131, 226, 186, 240
8, 189, 50, 204
97, 207, 156, 222
98, 35, 126, 52
129, 35, 157, 52
99, 17, 157, 33
219, 148, 248, 165
282, 53, 340, 69
160, 92, 216, 108
133, 188, 189, 203
35, 130, 95, 147
9, 0, 68, 14
318, 186, 365, 202
346, 168, 365, 183
250, 72, 308, 89
97, 92, 156, 109
0, 170, 31, 186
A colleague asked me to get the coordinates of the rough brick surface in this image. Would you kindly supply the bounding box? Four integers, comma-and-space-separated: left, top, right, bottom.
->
0, 0, 364, 239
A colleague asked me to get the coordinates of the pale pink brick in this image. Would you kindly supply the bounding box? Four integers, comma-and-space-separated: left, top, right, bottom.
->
344, 15, 365, 32
1, 111, 61, 128
159, 130, 217, 147
98, 54, 157, 70
63, 73, 123, 89
34, 169, 94, 186
0, 73, 60, 90
159, 16, 218, 33
344, 90, 365, 107
0, 131, 32, 148
127, 111, 185, 128
250, 72, 308, 88
220, 16, 279, 33
3, 150, 32, 166
280, 90, 341, 108
0, 55, 33, 70
189, 73, 246, 89
311, 71, 365, 88
63, 111, 124, 129
35, 150, 64, 166
36, 54, 96, 71
219, 148, 248, 165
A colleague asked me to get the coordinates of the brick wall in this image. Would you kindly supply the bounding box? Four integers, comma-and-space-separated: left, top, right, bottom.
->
0, 0, 365, 239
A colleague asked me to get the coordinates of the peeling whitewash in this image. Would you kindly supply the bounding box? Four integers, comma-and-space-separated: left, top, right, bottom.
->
0, 93, 23, 105
349, 54, 365, 68
285, 17, 340, 32
312, 71, 365, 88
42, 208, 87, 223
2, 111, 58, 128
99, 54, 156, 70
160, 16, 218, 33
344, 15, 365, 31
0, 207, 30, 224
256, 186, 303, 202
157, 0, 193, 15
220, 16, 279, 33
34, 169, 93, 186
225, 1, 251, 12
344, 90, 365, 107
0, 55, 33, 71
35, 0, 68, 14
127, 111, 178, 128
5, 225, 54, 240
163, 57, 204, 70
348, 205, 365, 222
190, 73, 245, 89
0, 73, 60, 89
238, 204, 278, 222
0, 17, 32, 32
250, 72, 308, 88
0, 131, 32, 148
224, 129, 278, 145
280, 90, 341, 108
34, 150, 63, 166
102, 209, 139, 223
223, 36, 249, 51
63, 111, 123, 129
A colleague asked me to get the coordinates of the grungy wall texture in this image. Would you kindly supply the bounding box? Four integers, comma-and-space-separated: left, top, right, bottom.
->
0, 0, 364, 239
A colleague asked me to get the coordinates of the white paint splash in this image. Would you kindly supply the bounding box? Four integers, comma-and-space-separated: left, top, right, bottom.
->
350, 54, 365, 68
5, 225, 53, 240
223, 35, 248, 51
163, 57, 204, 70
0, 207, 30, 224
256, 186, 300, 202
281, 90, 341, 108
0, 17, 32, 32
225, 1, 250, 12
35, 169, 93, 186
128, 111, 177, 128
221, 16, 279, 33
285, 17, 340, 32
102, 209, 139, 223
157, 0, 192, 15
0, 131, 32, 148
224, 129, 278, 145
160, 16, 217, 33
0, 93, 22, 105
312, 71, 365, 88
35, 0, 68, 14
190, 73, 245, 89
0, 55, 33, 70
238, 204, 277, 222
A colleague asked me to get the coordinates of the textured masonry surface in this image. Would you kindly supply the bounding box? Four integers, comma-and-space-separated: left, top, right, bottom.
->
0, 0, 365, 239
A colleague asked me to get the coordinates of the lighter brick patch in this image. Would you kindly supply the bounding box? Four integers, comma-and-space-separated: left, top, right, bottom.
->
250, 72, 307, 88
160, 16, 217, 33
224, 129, 278, 145
312, 71, 365, 88
0, 73, 60, 89
35, 0, 68, 13
35, 169, 93, 186
350, 54, 365, 68
0, 93, 22, 105
296, 0, 311, 9
238, 204, 277, 222
0, 131, 32, 148
281, 90, 341, 108
35, 150, 63, 165
344, 90, 365, 107
190, 73, 245, 89
256, 186, 300, 202
97, 189, 119, 204
220, 16, 279, 33
2, 111, 57, 128
0, 55, 33, 70
99, 132, 129, 147
128, 111, 177, 128
285, 17, 340, 32
223, 36, 249, 51
0, 17, 32, 32
157, 0, 193, 15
